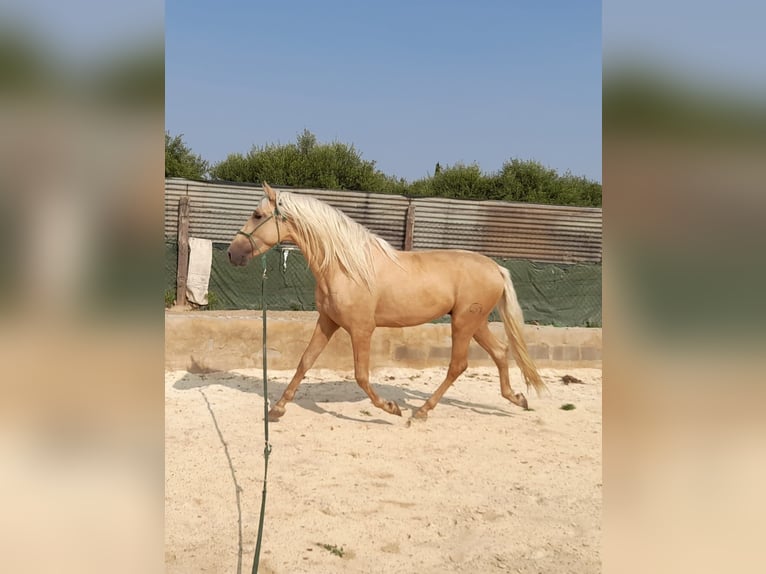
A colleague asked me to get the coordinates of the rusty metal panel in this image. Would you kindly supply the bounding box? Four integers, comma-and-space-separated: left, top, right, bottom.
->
164, 179, 410, 247
165, 178, 602, 262
287, 187, 410, 248
412, 197, 602, 263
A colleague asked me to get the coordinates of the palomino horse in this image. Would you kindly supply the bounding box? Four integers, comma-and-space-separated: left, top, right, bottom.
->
227, 183, 547, 421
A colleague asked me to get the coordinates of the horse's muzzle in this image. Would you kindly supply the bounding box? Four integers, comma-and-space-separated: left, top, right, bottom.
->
227, 248, 249, 266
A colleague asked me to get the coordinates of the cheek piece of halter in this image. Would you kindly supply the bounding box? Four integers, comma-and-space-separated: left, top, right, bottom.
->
235, 201, 285, 257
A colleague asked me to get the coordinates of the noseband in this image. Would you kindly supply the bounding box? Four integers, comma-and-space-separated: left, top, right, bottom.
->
236, 205, 285, 257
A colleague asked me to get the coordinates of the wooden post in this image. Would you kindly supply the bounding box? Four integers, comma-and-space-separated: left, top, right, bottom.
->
176, 196, 190, 307
404, 201, 416, 251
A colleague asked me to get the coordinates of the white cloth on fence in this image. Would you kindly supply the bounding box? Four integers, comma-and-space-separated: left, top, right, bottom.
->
186, 237, 213, 305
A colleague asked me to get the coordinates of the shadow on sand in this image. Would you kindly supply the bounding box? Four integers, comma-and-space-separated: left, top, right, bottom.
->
172, 364, 519, 423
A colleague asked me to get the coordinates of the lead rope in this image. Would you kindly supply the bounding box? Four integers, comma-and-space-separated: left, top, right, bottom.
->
251, 253, 272, 574
251, 201, 284, 574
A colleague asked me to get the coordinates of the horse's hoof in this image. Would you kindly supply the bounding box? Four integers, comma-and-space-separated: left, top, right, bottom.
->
387, 401, 402, 416
267, 406, 285, 421
412, 409, 428, 421
515, 393, 529, 410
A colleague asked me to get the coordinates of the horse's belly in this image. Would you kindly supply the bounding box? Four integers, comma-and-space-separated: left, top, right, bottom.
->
374, 291, 453, 327
375, 310, 450, 328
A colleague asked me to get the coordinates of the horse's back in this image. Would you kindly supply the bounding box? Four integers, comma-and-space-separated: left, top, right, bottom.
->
399, 249, 502, 281
414, 248, 504, 295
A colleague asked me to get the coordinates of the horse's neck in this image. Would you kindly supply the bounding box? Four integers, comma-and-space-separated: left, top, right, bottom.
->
288, 230, 332, 285
288, 220, 378, 292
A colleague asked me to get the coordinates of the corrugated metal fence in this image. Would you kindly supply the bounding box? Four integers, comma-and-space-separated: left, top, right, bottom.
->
165, 178, 602, 263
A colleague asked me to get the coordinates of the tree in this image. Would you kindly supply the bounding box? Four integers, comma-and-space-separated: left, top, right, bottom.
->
165, 132, 208, 179
408, 159, 601, 206
211, 129, 407, 193
206, 129, 601, 206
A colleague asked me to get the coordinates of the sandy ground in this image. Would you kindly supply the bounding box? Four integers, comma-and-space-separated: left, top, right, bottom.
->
165, 366, 601, 574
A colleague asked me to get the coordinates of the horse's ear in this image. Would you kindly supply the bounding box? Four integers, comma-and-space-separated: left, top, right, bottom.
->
263, 182, 277, 203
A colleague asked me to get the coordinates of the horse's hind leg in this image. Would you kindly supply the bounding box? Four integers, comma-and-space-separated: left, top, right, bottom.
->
472, 323, 528, 409
268, 314, 339, 421
413, 322, 473, 420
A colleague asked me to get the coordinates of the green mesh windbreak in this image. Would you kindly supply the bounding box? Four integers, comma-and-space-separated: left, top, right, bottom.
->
165, 242, 601, 327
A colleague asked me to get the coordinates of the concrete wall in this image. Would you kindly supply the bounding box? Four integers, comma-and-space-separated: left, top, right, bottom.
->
165, 310, 601, 373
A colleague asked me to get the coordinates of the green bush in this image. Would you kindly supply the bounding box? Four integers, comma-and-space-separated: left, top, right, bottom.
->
212, 129, 407, 194
165, 132, 208, 179
207, 130, 601, 206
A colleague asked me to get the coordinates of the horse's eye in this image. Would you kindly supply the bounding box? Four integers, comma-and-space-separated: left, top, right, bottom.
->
253, 210, 263, 220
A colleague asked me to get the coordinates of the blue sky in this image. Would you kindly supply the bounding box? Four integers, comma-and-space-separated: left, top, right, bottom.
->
604, 0, 766, 92
166, 1, 602, 182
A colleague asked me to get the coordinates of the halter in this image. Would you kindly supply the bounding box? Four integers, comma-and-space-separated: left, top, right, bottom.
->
236, 204, 285, 257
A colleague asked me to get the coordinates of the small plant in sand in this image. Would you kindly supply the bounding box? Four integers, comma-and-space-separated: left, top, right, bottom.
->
205, 291, 219, 310
316, 542, 345, 557
560, 403, 576, 410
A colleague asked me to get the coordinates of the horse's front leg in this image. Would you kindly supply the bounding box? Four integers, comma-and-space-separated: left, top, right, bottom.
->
268, 314, 339, 421
350, 329, 402, 417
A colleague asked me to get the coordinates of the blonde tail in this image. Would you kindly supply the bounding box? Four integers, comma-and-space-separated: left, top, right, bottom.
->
497, 266, 547, 396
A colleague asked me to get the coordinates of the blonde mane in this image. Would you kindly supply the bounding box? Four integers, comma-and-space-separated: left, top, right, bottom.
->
276, 191, 399, 287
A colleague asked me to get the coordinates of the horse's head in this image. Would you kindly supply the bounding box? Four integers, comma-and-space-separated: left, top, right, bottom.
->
227, 182, 287, 266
